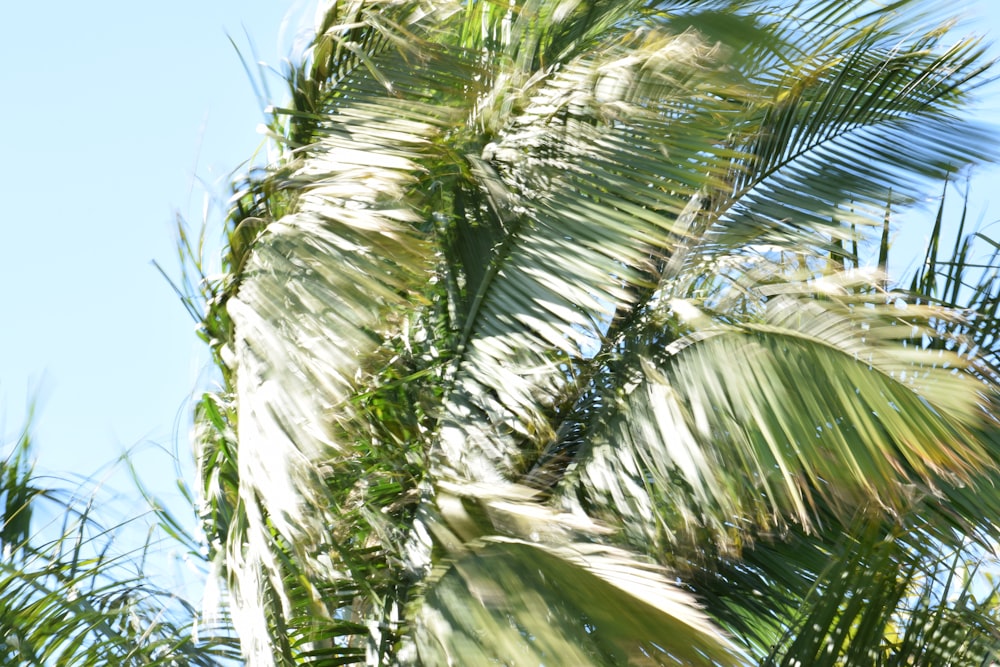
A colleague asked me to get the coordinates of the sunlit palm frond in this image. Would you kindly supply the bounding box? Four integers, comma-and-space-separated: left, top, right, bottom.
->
204, 3, 759, 660
203, 5, 488, 662
567, 255, 994, 555
0, 426, 238, 666
435, 24, 745, 482
716, 2, 993, 247
413, 481, 743, 666
687, 185, 1000, 666
190, 0, 1000, 664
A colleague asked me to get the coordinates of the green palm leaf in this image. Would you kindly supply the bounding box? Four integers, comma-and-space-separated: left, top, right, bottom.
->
570, 261, 992, 554
1, 426, 238, 665
414, 482, 742, 665
188, 0, 1000, 663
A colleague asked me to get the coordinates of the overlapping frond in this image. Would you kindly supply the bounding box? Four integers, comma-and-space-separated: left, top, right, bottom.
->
569, 258, 994, 555
212, 20, 478, 665
191, 0, 1000, 663
0, 428, 238, 665
693, 510, 1000, 665
683, 192, 1000, 665
436, 24, 743, 482
413, 482, 742, 665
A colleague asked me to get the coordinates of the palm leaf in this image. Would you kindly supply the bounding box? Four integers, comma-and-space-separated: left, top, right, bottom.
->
568, 260, 992, 554
0, 425, 238, 665
694, 511, 1000, 665
414, 482, 742, 666
189, 0, 1000, 663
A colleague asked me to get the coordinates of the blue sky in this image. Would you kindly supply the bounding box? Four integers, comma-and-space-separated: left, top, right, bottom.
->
1, 1, 1000, 510
0, 1, 305, 493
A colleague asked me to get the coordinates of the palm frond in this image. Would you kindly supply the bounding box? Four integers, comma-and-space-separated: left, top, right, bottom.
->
414, 482, 742, 666
763, 524, 1000, 666
188, 0, 1000, 663
717, 2, 993, 247
694, 511, 1000, 665
1, 424, 238, 665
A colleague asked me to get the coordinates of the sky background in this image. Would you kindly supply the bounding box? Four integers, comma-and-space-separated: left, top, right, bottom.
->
0, 1, 308, 501
2, 1, 1000, 517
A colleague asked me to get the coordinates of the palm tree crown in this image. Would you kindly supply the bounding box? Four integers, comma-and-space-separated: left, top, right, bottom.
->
186, 0, 1000, 664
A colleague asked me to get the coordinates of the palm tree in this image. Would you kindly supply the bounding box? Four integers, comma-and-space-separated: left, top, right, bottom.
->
184, 0, 1000, 664
0, 423, 240, 665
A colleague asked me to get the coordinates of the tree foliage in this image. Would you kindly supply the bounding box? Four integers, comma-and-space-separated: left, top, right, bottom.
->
178, 0, 1000, 664
0, 425, 240, 665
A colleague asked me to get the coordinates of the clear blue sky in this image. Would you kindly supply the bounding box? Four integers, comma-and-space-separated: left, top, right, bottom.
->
1, 1, 1000, 508
0, 1, 305, 494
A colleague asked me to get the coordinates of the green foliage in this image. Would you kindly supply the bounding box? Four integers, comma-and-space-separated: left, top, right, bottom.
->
0, 427, 240, 666
185, 0, 1000, 664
